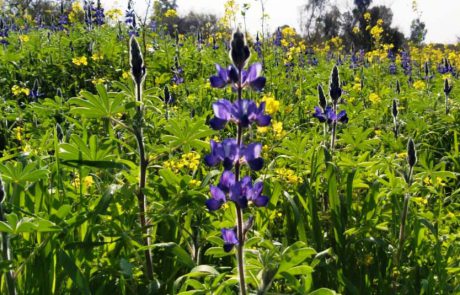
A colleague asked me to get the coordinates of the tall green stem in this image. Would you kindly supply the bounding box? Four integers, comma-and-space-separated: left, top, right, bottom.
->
330, 102, 337, 152
234, 71, 247, 295
134, 81, 154, 281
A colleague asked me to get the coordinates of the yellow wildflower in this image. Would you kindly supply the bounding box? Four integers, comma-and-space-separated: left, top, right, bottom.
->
275, 168, 303, 185
19, 35, 29, 43
14, 126, 23, 141
106, 8, 122, 20
72, 56, 88, 66
352, 26, 360, 34
189, 179, 202, 188
261, 95, 280, 115
272, 121, 285, 138
11, 85, 30, 96
122, 71, 130, 79
92, 78, 105, 85
91, 52, 103, 61
164, 9, 178, 18
257, 126, 268, 133
368, 93, 381, 104
364, 12, 371, 21
84, 176, 94, 187
413, 80, 426, 90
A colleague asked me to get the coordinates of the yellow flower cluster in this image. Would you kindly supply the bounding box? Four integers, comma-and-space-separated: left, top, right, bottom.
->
19, 35, 29, 43
91, 53, 104, 61
352, 26, 360, 34
219, 0, 239, 29
91, 78, 106, 85
14, 126, 23, 141
12, 85, 30, 96
370, 22, 384, 42
423, 176, 445, 187
275, 168, 303, 185
72, 175, 94, 188
164, 152, 201, 172
364, 12, 371, 21
413, 80, 426, 90
122, 71, 130, 79
106, 8, 122, 20
164, 9, 178, 18
261, 94, 280, 115
69, 2, 84, 23
72, 56, 88, 66
368, 93, 381, 104
189, 179, 202, 188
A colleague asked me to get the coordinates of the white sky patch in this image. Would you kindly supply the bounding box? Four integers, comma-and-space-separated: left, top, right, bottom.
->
103, 0, 460, 43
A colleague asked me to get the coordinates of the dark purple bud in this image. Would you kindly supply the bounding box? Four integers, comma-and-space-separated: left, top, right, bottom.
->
230, 30, 250, 70
130, 36, 146, 88
0, 175, 4, 203
329, 66, 342, 102
318, 84, 327, 110
407, 139, 417, 168
392, 99, 398, 118
444, 79, 452, 95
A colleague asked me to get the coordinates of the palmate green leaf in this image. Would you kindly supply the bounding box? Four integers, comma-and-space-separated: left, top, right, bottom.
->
0, 161, 48, 185
162, 117, 216, 152
69, 84, 125, 119
59, 134, 116, 162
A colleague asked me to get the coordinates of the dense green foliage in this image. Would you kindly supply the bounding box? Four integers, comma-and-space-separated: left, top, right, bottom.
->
0, 23, 459, 294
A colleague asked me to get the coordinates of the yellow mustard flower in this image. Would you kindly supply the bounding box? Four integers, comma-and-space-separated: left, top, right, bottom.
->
413, 80, 426, 90
261, 95, 280, 115
164, 9, 178, 18
91, 52, 103, 61
72, 56, 88, 66
11, 85, 30, 96
19, 35, 29, 43
368, 93, 381, 104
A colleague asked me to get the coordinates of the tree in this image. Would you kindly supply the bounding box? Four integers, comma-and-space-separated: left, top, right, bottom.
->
410, 18, 427, 45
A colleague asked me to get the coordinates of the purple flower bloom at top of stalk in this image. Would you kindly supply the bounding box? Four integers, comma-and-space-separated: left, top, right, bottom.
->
209, 62, 266, 91
204, 139, 264, 171
209, 99, 271, 130
313, 106, 348, 124
222, 228, 238, 252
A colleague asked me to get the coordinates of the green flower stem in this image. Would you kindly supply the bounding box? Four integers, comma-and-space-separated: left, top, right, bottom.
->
134, 80, 154, 281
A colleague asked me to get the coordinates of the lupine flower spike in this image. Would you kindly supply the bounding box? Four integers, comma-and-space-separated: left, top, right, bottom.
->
398, 138, 417, 263
444, 79, 453, 114
391, 99, 398, 138
204, 31, 270, 295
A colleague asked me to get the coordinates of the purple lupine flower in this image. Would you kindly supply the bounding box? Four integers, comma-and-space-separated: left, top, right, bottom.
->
209, 64, 238, 88
206, 185, 227, 211
222, 228, 238, 252
273, 27, 282, 46
240, 63, 266, 91
313, 106, 348, 124
209, 99, 271, 130
254, 33, 262, 58
204, 139, 240, 170
401, 51, 412, 75
389, 62, 397, 75
204, 140, 264, 171
94, 0, 105, 26
210, 63, 266, 91
241, 142, 264, 171
349, 53, 359, 69
229, 176, 269, 208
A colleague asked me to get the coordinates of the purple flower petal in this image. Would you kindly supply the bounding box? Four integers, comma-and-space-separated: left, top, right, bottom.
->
210, 76, 227, 88
249, 76, 266, 91
337, 110, 348, 123
248, 158, 264, 171
209, 117, 228, 130
219, 171, 236, 192
221, 228, 238, 252
253, 195, 269, 207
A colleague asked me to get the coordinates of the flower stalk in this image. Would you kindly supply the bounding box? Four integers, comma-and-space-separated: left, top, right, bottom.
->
397, 139, 417, 263
130, 36, 153, 281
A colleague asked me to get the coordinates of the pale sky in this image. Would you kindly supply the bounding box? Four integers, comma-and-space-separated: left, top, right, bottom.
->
104, 0, 460, 44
